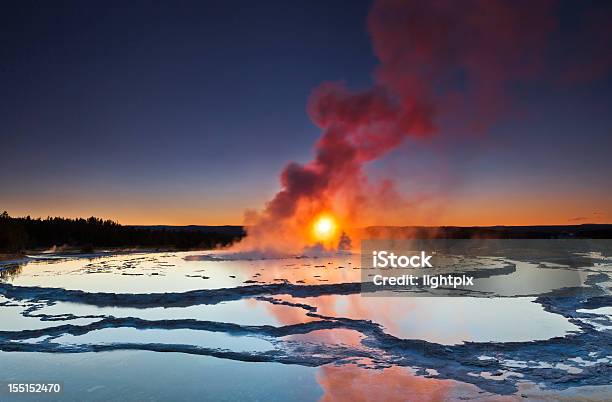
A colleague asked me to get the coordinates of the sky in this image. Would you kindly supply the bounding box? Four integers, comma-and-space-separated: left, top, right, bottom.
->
1, 0, 611, 226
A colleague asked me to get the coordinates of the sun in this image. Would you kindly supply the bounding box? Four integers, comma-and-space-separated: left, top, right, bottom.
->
311, 214, 338, 242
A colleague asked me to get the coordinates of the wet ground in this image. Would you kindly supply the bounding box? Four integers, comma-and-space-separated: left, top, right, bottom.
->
0, 246, 611, 401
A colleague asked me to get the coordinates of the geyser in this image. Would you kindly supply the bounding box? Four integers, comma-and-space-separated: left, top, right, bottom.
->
234, 0, 559, 255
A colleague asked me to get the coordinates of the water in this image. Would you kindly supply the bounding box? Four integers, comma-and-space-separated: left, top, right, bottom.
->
0, 248, 610, 400
0, 352, 323, 402
275, 294, 579, 344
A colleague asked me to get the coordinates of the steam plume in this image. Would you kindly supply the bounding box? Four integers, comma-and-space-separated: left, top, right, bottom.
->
235, 0, 557, 254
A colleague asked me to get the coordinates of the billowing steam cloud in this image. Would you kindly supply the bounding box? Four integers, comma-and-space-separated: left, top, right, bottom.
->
234, 0, 561, 255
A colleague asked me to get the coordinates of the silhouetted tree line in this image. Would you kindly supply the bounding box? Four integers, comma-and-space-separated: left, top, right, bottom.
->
364, 225, 612, 239
0, 212, 243, 253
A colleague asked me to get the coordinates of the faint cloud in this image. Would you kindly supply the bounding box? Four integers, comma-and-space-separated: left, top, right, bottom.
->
569, 212, 606, 222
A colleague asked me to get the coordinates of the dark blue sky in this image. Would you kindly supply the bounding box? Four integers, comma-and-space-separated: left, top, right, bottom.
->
1, 0, 611, 225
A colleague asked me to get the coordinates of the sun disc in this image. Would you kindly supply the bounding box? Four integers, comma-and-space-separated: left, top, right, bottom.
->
312, 215, 337, 241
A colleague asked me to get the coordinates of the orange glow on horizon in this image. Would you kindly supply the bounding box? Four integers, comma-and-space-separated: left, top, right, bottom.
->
3, 190, 610, 227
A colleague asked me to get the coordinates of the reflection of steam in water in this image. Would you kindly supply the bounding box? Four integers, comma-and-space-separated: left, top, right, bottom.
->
273, 294, 578, 345
283, 329, 365, 348
1, 248, 610, 398
316, 364, 514, 402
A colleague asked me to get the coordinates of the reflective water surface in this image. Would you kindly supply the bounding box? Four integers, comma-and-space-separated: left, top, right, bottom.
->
0, 247, 610, 401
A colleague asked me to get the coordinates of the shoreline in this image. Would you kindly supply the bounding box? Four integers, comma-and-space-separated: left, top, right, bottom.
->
0, 253, 26, 262
0, 246, 223, 265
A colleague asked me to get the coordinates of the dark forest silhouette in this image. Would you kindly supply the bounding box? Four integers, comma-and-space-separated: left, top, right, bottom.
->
0, 212, 244, 253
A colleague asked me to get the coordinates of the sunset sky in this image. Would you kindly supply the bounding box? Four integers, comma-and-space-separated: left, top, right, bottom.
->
2, 0, 611, 226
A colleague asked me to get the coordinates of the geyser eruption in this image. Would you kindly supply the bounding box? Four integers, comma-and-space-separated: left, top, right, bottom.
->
234, 0, 556, 255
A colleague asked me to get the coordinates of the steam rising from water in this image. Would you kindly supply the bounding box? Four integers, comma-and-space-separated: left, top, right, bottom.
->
233, 0, 600, 255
